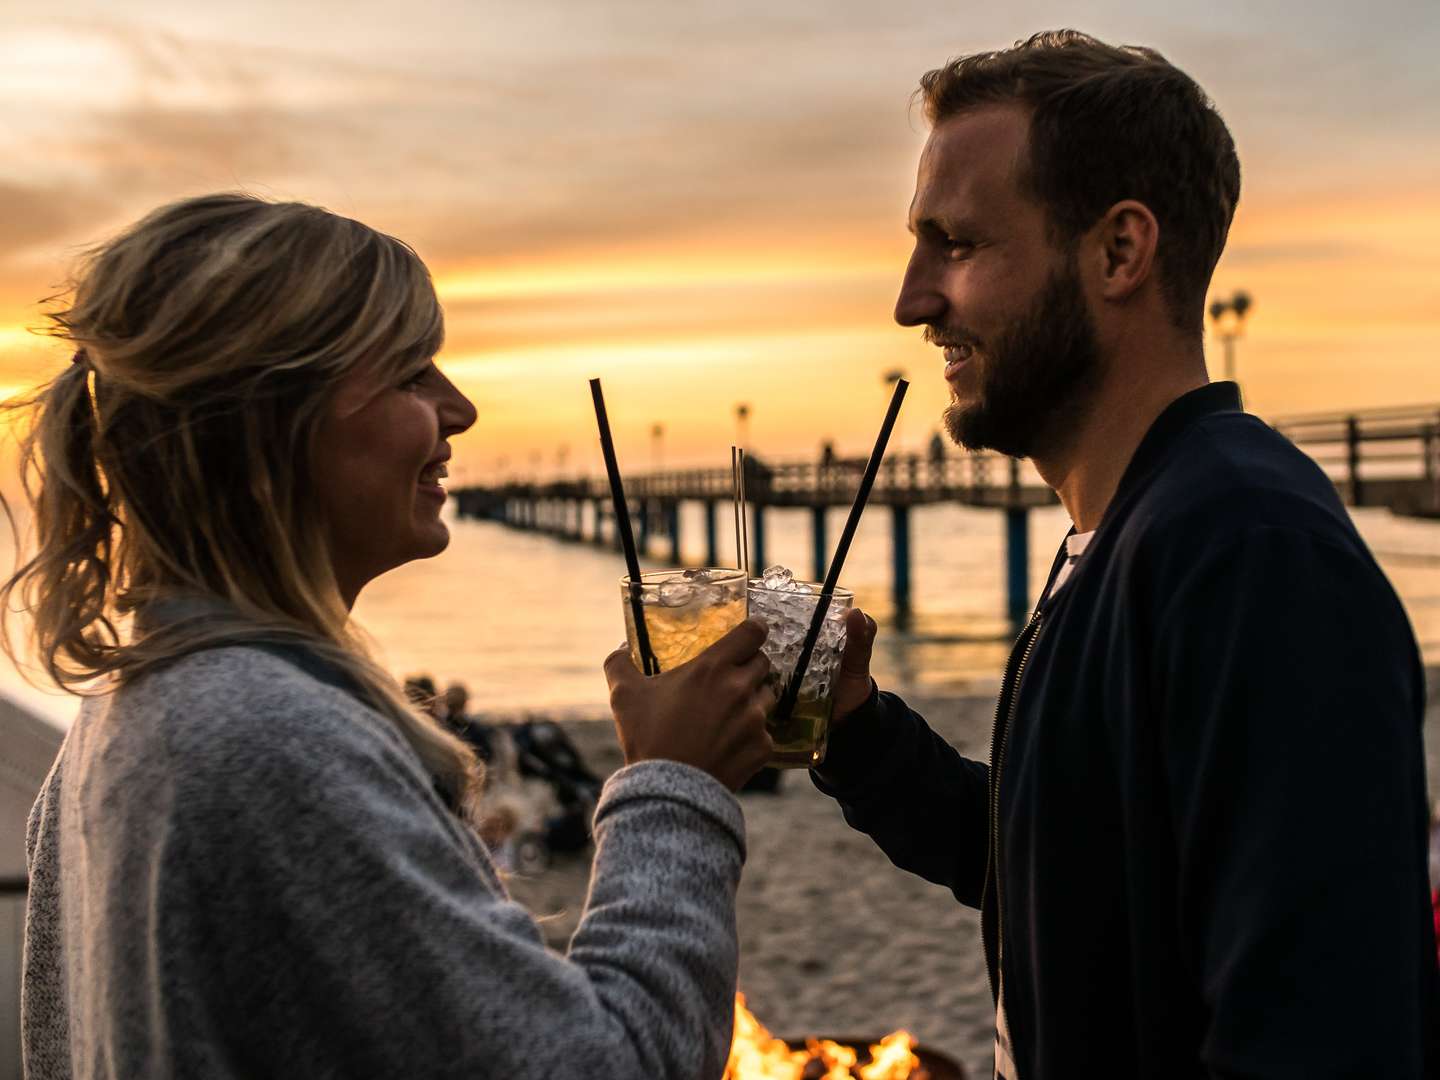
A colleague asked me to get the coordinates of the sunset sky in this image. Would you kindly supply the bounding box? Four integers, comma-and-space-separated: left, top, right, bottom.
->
2, 1, 1437, 477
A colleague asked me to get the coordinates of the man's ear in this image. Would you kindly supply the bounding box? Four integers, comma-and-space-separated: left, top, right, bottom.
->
1088, 199, 1159, 303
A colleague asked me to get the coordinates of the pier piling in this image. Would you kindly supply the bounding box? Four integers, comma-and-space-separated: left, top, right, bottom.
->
811, 506, 828, 583
666, 500, 681, 564
751, 505, 767, 575
892, 505, 912, 621
1006, 507, 1029, 632
704, 500, 719, 567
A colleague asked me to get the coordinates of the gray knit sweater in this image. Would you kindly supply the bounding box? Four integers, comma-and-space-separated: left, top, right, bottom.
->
22, 646, 746, 1079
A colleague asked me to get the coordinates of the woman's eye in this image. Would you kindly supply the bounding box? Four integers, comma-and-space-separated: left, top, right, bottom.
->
399, 369, 429, 391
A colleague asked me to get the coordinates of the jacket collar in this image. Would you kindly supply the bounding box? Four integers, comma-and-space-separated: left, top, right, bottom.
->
1033, 381, 1243, 615
1109, 380, 1243, 511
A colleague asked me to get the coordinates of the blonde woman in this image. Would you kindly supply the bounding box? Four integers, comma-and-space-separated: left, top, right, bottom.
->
5, 194, 775, 1080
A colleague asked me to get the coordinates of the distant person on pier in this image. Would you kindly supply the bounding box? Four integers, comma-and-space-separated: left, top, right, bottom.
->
5, 193, 776, 1080
443, 679, 471, 725
793, 31, 1438, 1078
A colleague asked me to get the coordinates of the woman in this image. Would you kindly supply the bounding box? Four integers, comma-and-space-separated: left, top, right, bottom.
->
4, 193, 775, 1079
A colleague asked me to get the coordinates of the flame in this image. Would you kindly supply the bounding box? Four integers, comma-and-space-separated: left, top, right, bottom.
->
724, 994, 922, 1080
858, 1031, 922, 1080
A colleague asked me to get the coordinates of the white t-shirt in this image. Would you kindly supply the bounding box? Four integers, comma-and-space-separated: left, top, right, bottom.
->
994, 528, 1095, 1080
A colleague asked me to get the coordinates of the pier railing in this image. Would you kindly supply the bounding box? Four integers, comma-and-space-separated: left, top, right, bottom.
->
468, 451, 1056, 509
455, 450, 1056, 631
456, 403, 1440, 631
1272, 406, 1440, 517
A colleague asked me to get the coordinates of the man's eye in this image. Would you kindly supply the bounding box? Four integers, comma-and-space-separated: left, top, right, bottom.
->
945, 239, 975, 261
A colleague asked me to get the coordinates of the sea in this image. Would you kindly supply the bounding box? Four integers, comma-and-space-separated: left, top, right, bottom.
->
9, 499, 1440, 729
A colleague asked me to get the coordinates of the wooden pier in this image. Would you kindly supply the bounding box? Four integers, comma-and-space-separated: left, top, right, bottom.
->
455, 403, 1440, 632
1272, 405, 1440, 518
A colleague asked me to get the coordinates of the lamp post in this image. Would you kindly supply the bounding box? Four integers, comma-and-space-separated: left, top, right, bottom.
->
1207, 290, 1254, 383
650, 423, 664, 471
734, 403, 751, 448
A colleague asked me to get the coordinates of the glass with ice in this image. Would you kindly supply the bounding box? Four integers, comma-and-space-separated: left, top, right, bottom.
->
747, 565, 853, 768
620, 568, 749, 672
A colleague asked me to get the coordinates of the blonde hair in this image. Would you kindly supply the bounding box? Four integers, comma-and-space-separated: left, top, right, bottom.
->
1, 192, 481, 822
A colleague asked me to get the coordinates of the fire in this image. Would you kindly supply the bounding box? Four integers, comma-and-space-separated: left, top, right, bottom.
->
724, 993, 922, 1080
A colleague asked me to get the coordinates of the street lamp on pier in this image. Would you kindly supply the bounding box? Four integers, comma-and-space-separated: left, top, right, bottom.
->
734, 403, 751, 448
1207, 290, 1254, 384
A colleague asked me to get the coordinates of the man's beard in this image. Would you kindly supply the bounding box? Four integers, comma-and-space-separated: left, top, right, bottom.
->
942, 260, 1102, 459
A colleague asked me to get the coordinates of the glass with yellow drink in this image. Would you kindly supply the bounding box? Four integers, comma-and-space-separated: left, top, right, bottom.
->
620, 568, 748, 672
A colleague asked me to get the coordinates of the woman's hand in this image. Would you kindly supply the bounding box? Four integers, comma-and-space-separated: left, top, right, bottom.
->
604, 618, 777, 790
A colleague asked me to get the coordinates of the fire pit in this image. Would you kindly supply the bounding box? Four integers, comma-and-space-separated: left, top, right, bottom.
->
778, 1037, 967, 1080
725, 994, 969, 1080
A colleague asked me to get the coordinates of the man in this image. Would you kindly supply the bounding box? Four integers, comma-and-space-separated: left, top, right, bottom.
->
816, 31, 1439, 1077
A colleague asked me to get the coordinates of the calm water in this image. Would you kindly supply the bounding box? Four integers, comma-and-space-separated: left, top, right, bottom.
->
10, 501, 1440, 727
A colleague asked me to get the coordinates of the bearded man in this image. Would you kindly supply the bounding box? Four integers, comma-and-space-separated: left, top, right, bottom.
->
814, 31, 1439, 1078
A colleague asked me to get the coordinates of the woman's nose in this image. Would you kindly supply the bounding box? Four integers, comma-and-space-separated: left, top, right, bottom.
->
438, 372, 477, 436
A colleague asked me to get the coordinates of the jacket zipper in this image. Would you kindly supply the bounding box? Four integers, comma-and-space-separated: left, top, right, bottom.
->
981, 610, 1044, 1007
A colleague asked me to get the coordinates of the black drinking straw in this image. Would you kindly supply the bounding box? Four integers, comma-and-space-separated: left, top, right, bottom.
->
589, 378, 659, 676
775, 378, 909, 720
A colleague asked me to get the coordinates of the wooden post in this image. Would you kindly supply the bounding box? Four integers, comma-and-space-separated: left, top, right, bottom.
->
811, 505, 828, 583
666, 500, 681, 565
892, 504, 912, 621
704, 500, 719, 568
1006, 507, 1029, 632
1431, 417, 1440, 512
638, 498, 652, 554
751, 504, 767, 576
1347, 416, 1363, 506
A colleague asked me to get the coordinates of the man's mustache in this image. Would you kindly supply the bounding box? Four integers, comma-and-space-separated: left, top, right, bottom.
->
923, 325, 983, 350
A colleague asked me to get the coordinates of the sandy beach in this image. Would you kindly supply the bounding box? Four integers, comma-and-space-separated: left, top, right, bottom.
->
502, 685, 1440, 1080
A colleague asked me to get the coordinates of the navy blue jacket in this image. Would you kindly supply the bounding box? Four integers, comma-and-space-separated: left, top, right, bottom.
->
815, 383, 1440, 1077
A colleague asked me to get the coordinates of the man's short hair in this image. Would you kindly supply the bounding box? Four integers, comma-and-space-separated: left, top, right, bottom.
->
919, 30, 1241, 335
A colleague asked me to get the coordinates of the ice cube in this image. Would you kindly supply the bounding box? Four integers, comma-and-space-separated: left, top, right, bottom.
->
761, 565, 793, 590
657, 581, 696, 607
682, 568, 713, 583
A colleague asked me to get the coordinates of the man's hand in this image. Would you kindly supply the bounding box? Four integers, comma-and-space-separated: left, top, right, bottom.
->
831, 607, 877, 723
603, 618, 777, 791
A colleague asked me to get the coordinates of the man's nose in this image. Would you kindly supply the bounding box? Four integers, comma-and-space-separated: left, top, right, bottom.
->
893, 250, 945, 327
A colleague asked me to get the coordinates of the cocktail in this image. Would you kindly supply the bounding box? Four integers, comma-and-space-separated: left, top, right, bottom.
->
620, 568, 749, 672
747, 565, 852, 768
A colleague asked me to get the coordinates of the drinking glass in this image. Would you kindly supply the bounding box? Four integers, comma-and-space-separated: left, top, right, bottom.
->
747, 568, 852, 768
620, 568, 748, 672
